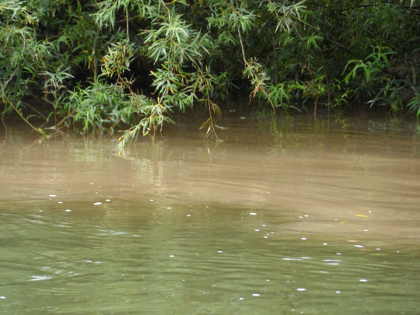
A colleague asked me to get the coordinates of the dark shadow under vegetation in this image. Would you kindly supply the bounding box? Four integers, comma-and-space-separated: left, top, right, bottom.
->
1, 0, 419, 148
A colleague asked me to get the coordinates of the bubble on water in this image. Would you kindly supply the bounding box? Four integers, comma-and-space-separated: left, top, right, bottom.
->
266, 279, 271, 282
249, 212, 257, 216
263, 236, 268, 239
64, 209, 72, 212
48, 194, 57, 198
296, 288, 307, 292
169, 255, 175, 258
252, 293, 261, 297
0, 296, 6, 300
239, 297, 245, 301
89, 182, 94, 185
303, 214, 309, 218
105, 199, 111, 202
57, 201, 63, 204
396, 250, 400, 254
149, 199, 154, 202
359, 278, 368, 282
376, 248, 382, 251
186, 214, 191, 217
255, 229, 260, 232
336, 290, 341, 294
336, 252, 342, 256
354, 244, 364, 248
166, 206, 173, 210
363, 229, 369, 232
298, 216, 304, 219
323, 242, 328, 246
93, 202, 103, 206
217, 250, 224, 254
300, 237, 307, 241
261, 224, 267, 227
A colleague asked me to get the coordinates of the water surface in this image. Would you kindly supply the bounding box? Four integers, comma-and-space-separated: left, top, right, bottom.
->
1, 115, 420, 314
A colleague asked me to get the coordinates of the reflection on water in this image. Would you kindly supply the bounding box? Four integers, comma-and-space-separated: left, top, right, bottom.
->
0, 114, 420, 314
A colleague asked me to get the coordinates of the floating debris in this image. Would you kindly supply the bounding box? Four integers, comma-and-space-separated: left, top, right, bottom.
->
64, 209, 72, 213
105, 199, 112, 202
300, 237, 307, 241
336, 290, 341, 294
169, 255, 175, 258
296, 288, 307, 292
217, 250, 224, 254
359, 279, 368, 282
57, 201, 63, 204
93, 202, 103, 206
354, 245, 365, 248
0, 296, 6, 300
249, 212, 257, 216
252, 293, 261, 297
48, 194, 57, 198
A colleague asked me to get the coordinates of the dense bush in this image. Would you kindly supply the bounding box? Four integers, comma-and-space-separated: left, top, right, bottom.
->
1, 0, 419, 142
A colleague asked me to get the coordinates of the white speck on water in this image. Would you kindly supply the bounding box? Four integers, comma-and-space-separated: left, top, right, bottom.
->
336, 252, 342, 256
261, 224, 267, 227
169, 255, 175, 258
354, 244, 364, 248
323, 242, 328, 246
263, 235, 268, 239
89, 182, 94, 185
149, 199, 154, 202
31, 275, 52, 281
266, 279, 271, 282
105, 199, 111, 202
186, 214, 191, 217
217, 250, 224, 254
255, 229, 260, 232
249, 212, 257, 216
0, 296, 6, 300
298, 216, 304, 219
363, 229, 369, 232
300, 237, 307, 241
240, 116, 247, 120
336, 290, 341, 294
376, 248, 381, 251
368, 210, 372, 214
323, 259, 341, 266
166, 206, 173, 210
252, 293, 261, 297
239, 297, 245, 301
48, 194, 57, 198
93, 202, 103, 206
396, 250, 400, 254
303, 214, 309, 218
359, 278, 368, 282
296, 288, 307, 292
64, 209, 72, 212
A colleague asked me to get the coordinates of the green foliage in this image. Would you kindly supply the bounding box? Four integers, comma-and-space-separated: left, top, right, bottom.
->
1, 0, 420, 143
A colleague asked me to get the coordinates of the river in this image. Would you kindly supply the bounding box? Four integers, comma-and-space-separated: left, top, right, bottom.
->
1, 114, 419, 314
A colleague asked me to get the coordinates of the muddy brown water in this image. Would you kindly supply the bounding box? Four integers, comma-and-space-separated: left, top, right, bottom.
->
0, 115, 419, 314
